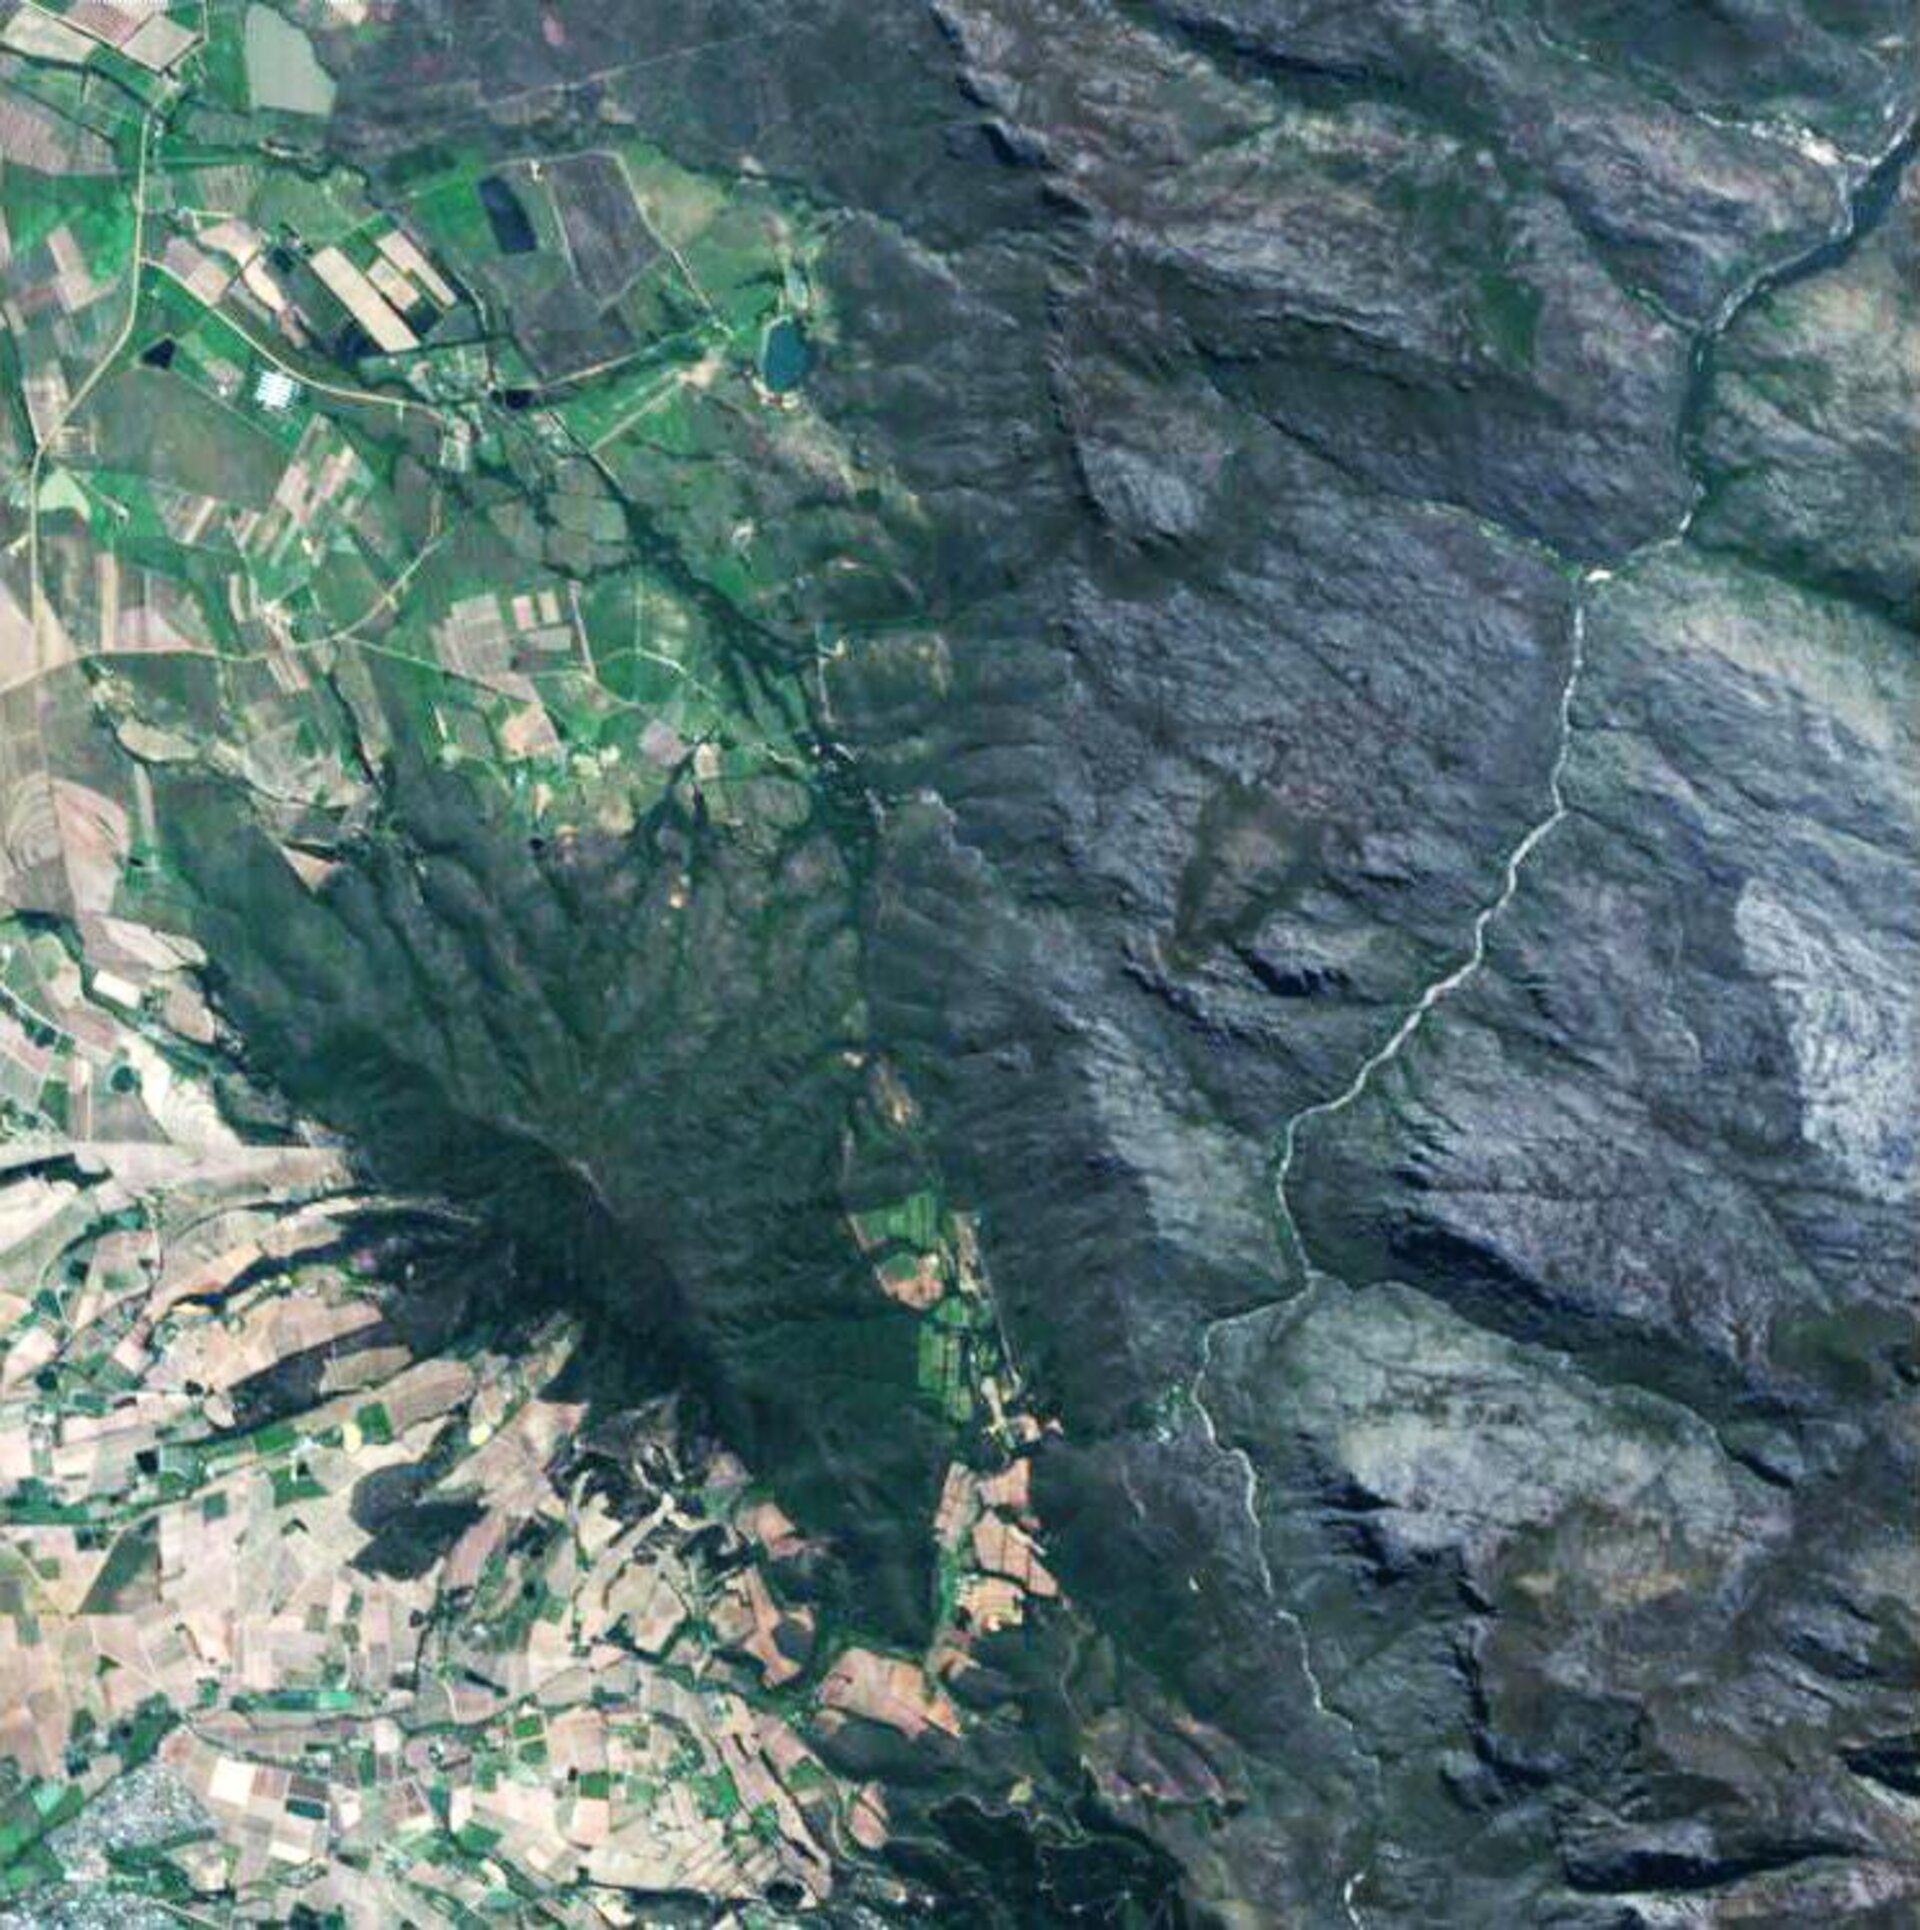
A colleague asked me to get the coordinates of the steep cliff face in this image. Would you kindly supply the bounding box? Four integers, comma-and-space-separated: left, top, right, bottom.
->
818, 11, 1916, 1920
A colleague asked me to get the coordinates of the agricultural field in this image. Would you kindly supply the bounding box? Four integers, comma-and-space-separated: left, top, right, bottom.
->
3, 2, 1911, 1928
0, 5, 1095, 1922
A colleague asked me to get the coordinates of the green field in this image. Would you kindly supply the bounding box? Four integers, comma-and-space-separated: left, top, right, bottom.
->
84, 366, 288, 508
242, 4, 336, 117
